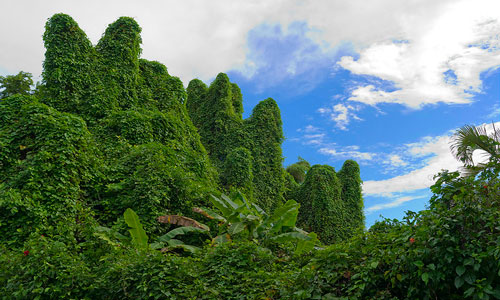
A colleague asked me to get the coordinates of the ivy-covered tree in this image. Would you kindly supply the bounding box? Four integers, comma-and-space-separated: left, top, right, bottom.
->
338, 160, 365, 232
296, 165, 348, 244
96, 17, 142, 110
244, 98, 285, 212
221, 147, 253, 198
186, 79, 208, 129
41, 13, 105, 116
0, 71, 33, 99
0, 95, 99, 245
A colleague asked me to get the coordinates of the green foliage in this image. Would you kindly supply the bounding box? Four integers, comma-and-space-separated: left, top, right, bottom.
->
0, 95, 99, 245
196, 193, 318, 254
0, 236, 95, 299
338, 159, 365, 231
281, 164, 500, 300
96, 142, 215, 236
244, 98, 286, 211
96, 17, 142, 109
0, 71, 33, 99
124, 208, 149, 250
451, 123, 500, 177
296, 164, 347, 244
222, 147, 253, 197
286, 156, 311, 184
41, 13, 108, 118
187, 74, 286, 212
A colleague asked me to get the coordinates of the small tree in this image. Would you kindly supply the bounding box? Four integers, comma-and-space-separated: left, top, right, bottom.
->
0, 71, 33, 99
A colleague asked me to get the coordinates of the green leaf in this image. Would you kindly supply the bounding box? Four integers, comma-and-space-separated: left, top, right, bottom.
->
456, 265, 466, 276
295, 232, 317, 255
209, 195, 232, 217
213, 234, 231, 244
266, 200, 300, 234
421, 272, 429, 284
413, 261, 424, 268
455, 276, 464, 289
464, 258, 474, 266
270, 231, 312, 243
123, 208, 149, 249
370, 261, 379, 269
158, 226, 207, 242
397, 274, 402, 281
464, 272, 475, 284
228, 222, 246, 235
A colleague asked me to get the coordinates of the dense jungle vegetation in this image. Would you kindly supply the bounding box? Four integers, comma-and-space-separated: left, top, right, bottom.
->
0, 14, 499, 299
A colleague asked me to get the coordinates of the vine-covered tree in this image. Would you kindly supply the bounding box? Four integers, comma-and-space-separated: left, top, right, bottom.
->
244, 98, 285, 211
96, 17, 142, 109
338, 160, 364, 231
296, 165, 346, 244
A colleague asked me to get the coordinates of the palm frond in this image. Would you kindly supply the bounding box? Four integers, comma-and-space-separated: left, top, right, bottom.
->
450, 124, 498, 167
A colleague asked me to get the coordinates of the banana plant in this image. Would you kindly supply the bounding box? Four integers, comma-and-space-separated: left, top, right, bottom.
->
94, 208, 208, 254
194, 193, 318, 254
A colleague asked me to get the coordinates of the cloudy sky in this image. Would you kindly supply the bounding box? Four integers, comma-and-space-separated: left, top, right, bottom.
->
2, 0, 499, 226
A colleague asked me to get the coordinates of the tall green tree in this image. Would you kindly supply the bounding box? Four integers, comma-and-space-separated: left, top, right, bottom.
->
286, 157, 311, 184
0, 71, 33, 99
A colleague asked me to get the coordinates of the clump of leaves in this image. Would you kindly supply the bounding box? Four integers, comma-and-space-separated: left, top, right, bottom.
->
193, 193, 318, 255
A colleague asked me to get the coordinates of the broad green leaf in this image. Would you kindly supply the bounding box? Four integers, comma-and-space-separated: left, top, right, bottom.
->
228, 222, 246, 235
413, 261, 424, 268
166, 239, 184, 247
158, 226, 207, 242
455, 276, 464, 289
266, 200, 300, 234
124, 208, 149, 250
456, 265, 466, 276
221, 194, 240, 210
421, 272, 429, 284
213, 234, 231, 244
295, 232, 317, 255
209, 195, 232, 217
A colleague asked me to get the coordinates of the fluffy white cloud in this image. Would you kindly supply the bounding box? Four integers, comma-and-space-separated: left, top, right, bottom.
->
365, 195, 426, 214
339, 0, 500, 108
363, 122, 500, 196
363, 134, 460, 196
317, 103, 362, 130
319, 147, 375, 161
388, 154, 407, 167
1, 0, 482, 88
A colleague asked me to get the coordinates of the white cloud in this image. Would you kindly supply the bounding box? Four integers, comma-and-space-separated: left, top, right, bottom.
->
487, 104, 500, 119
339, 0, 500, 108
388, 154, 407, 167
363, 134, 460, 196
1, 0, 483, 88
365, 195, 426, 214
319, 147, 375, 161
317, 103, 362, 130
363, 122, 500, 196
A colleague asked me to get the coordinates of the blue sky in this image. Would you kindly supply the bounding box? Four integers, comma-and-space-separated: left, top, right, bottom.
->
1, 0, 500, 227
